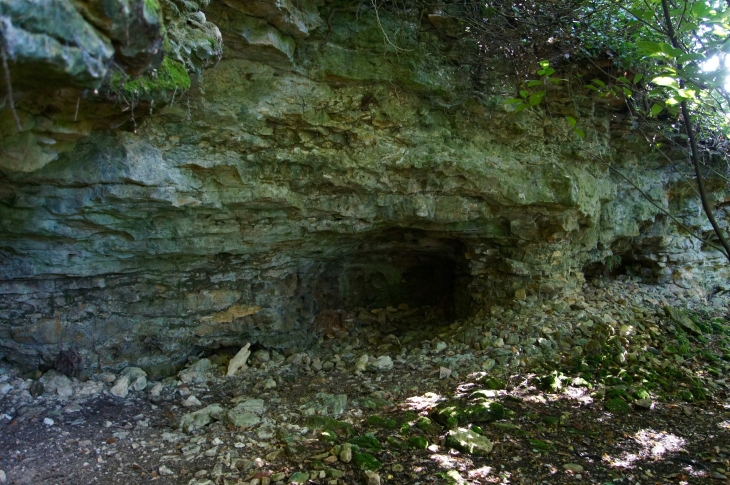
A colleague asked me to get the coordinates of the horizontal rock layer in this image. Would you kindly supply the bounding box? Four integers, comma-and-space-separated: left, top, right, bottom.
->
0, 1, 728, 372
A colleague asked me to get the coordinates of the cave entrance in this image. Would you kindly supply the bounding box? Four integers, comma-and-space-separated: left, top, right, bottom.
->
311, 231, 473, 329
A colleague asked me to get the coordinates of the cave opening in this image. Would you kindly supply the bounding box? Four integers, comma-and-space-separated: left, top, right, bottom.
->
309, 230, 474, 332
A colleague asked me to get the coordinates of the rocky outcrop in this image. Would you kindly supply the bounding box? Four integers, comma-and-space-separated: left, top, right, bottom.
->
0, 0, 221, 173
0, 1, 727, 373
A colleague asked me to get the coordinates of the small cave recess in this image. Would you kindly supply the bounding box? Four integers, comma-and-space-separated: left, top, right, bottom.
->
306, 230, 474, 333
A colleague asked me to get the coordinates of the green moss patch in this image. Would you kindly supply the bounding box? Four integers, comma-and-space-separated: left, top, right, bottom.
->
349, 433, 380, 450
478, 375, 506, 389
432, 401, 505, 428
353, 452, 382, 471
365, 415, 397, 429
109, 57, 191, 100
408, 436, 429, 449
605, 398, 631, 414
304, 415, 355, 438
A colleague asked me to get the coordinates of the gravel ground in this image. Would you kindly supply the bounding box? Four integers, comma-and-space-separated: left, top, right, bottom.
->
1, 277, 729, 485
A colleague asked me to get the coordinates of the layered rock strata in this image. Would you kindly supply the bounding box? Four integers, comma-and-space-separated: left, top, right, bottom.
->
0, 1, 727, 373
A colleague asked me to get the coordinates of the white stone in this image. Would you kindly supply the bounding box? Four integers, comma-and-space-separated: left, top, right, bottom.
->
563, 463, 584, 473
227, 343, 251, 377
110, 376, 130, 398
0, 383, 12, 395
43, 417, 54, 426
340, 443, 353, 463
183, 396, 202, 407
56, 385, 73, 397
374, 356, 393, 371
365, 471, 381, 485
149, 382, 163, 397
121, 367, 148, 391
0, 469, 5, 483
354, 354, 369, 373
158, 465, 174, 476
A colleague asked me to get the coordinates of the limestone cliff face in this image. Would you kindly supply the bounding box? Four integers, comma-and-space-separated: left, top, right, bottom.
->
0, 1, 727, 373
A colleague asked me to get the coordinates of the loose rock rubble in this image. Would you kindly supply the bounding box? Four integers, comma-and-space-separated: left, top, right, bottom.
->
1, 278, 730, 484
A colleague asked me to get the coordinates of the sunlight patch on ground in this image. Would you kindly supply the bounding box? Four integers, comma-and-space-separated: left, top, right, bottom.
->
603, 429, 687, 469
404, 392, 443, 411
430, 453, 460, 470
467, 466, 493, 480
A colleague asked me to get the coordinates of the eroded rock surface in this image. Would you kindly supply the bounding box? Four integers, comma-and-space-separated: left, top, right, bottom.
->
0, 1, 728, 372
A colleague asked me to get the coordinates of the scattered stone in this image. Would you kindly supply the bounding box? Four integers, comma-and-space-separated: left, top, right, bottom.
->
364, 470, 381, 485
227, 402, 262, 428
664, 306, 702, 335
373, 355, 393, 371
445, 428, 493, 455
355, 354, 369, 373
634, 398, 654, 410
110, 376, 130, 398
43, 417, 54, 426
227, 343, 251, 376
339, 443, 353, 463
434, 341, 448, 353
563, 463, 584, 473
149, 382, 163, 398
120, 367, 147, 391
315, 393, 347, 416
439, 367, 452, 379
96, 372, 117, 384
0, 469, 5, 483
183, 395, 202, 407
0, 383, 12, 395
158, 465, 174, 476
40, 370, 72, 396
288, 471, 309, 484
180, 404, 225, 433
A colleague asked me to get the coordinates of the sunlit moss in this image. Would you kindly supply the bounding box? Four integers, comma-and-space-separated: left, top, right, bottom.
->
110, 57, 191, 99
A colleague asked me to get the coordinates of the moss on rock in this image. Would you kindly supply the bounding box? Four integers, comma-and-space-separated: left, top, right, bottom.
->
432, 401, 505, 429
109, 57, 191, 102
353, 452, 382, 471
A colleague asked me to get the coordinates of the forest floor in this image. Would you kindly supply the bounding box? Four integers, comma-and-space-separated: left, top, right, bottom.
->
1, 277, 729, 485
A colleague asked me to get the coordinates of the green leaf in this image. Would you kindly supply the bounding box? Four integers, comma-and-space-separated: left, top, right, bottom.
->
526, 80, 543, 87
617, 76, 630, 83
515, 103, 530, 113
566, 116, 577, 128
529, 91, 545, 106
584, 84, 598, 91
505, 98, 524, 105
652, 76, 679, 89
622, 87, 632, 97
574, 128, 585, 139
539, 60, 550, 68
591, 78, 606, 88
542, 67, 555, 77
633, 73, 643, 84
650, 103, 664, 116
636, 40, 663, 55
519, 90, 528, 98
692, 2, 713, 18
677, 53, 705, 63
548, 78, 565, 85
